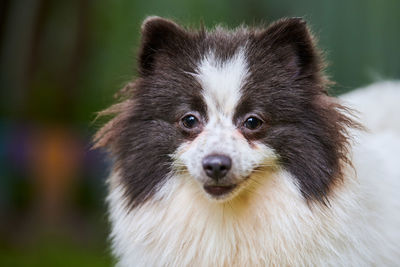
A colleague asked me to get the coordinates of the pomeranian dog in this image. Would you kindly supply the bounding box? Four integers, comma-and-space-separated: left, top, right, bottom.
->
94, 16, 400, 266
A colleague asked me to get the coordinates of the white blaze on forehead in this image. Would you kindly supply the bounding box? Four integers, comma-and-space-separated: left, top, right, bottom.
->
195, 48, 248, 118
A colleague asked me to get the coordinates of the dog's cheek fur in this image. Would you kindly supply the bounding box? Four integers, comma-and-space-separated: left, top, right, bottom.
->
113, 117, 181, 207
264, 122, 340, 201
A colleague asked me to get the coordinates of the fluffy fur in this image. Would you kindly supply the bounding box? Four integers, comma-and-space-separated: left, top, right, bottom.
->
95, 17, 400, 266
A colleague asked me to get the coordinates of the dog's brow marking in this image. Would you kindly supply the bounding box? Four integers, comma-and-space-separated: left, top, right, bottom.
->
194, 49, 248, 120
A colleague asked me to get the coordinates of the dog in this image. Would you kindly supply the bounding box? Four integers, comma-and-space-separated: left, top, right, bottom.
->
94, 16, 400, 266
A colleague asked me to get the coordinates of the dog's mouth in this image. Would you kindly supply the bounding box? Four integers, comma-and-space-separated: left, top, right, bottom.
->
203, 184, 237, 197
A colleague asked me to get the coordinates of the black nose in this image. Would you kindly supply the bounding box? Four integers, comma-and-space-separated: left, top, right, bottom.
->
202, 155, 232, 181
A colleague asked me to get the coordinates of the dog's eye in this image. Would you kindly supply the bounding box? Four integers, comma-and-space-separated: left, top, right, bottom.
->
244, 116, 262, 130
182, 115, 199, 129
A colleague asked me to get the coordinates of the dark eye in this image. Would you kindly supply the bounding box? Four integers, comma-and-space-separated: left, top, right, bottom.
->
181, 114, 199, 129
244, 116, 262, 130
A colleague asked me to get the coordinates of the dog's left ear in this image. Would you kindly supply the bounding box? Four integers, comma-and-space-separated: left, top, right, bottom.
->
257, 18, 321, 77
138, 16, 188, 76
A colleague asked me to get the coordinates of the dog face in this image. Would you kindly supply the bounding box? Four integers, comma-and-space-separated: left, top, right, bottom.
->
95, 17, 353, 207
173, 48, 278, 200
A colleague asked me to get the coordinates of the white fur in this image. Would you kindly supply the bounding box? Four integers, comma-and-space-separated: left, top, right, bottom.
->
195, 49, 247, 117
341, 81, 400, 134
108, 81, 400, 266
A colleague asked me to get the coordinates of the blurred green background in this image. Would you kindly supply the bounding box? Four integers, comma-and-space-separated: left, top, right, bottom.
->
0, 0, 399, 266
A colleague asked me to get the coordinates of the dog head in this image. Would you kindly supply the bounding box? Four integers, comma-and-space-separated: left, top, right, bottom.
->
95, 17, 355, 207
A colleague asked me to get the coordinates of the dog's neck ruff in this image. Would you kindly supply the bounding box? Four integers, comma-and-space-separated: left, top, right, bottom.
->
107, 168, 376, 267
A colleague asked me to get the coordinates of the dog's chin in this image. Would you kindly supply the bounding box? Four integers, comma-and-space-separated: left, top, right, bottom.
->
201, 177, 250, 202
203, 184, 238, 200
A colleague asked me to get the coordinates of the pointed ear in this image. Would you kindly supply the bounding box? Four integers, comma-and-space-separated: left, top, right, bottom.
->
258, 18, 321, 77
138, 16, 188, 76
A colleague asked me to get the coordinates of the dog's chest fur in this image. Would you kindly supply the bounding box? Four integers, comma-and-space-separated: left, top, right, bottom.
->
108, 161, 397, 267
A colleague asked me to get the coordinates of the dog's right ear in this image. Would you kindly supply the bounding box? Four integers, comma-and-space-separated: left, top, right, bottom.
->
138, 16, 187, 76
